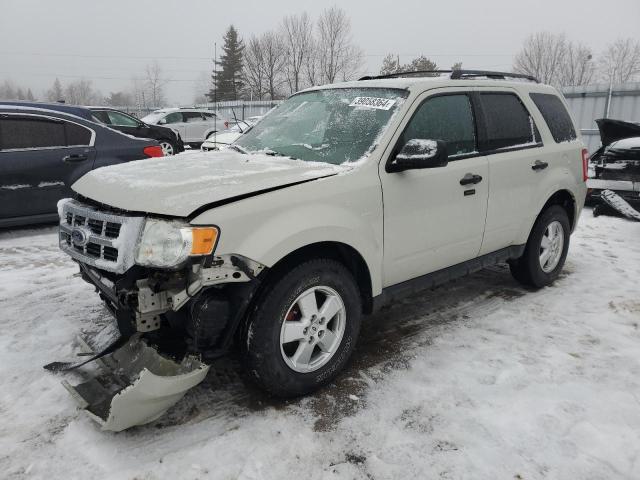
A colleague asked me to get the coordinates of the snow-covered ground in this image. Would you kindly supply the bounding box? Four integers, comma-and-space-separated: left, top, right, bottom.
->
1, 209, 639, 479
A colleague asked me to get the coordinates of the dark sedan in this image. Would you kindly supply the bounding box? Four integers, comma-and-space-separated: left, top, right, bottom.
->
0, 106, 163, 228
0, 102, 184, 156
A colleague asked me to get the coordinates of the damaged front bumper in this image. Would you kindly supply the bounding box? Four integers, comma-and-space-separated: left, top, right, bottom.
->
63, 335, 209, 432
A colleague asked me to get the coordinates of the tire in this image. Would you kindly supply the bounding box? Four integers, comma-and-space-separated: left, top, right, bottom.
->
159, 140, 175, 156
242, 259, 362, 397
509, 205, 570, 288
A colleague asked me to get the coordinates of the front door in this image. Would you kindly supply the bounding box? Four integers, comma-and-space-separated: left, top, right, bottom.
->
380, 91, 489, 287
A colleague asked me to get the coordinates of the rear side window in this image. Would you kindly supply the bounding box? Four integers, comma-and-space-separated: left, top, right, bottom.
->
478, 93, 541, 151
529, 93, 577, 143
0, 116, 91, 149
66, 122, 92, 146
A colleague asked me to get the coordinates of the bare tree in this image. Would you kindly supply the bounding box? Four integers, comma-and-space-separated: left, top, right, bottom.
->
514, 32, 567, 85
379, 54, 400, 75
280, 12, 314, 94
64, 79, 102, 104
317, 6, 363, 83
144, 61, 168, 107
46, 78, 63, 102
558, 42, 594, 86
599, 38, 640, 84
243, 35, 267, 99
260, 31, 286, 99
304, 37, 321, 87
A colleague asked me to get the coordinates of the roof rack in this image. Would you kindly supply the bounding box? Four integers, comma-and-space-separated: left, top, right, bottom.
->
358, 69, 539, 83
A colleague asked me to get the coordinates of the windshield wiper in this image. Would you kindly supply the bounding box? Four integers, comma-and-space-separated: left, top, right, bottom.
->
229, 144, 249, 154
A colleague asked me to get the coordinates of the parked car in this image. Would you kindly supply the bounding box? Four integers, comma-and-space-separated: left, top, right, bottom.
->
54, 70, 587, 430
0, 102, 184, 156
0, 106, 163, 228
141, 108, 224, 148
201, 116, 263, 151
587, 118, 640, 212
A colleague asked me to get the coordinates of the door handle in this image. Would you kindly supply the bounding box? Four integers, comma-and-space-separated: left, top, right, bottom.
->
62, 154, 88, 163
460, 173, 483, 186
531, 160, 548, 171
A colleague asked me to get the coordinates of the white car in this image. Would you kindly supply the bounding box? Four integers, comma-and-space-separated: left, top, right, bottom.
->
201, 116, 263, 151
141, 108, 224, 147
56, 70, 587, 430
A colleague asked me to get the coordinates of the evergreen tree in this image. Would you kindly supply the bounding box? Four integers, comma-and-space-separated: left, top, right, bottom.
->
208, 26, 245, 101
47, 78, 64, 102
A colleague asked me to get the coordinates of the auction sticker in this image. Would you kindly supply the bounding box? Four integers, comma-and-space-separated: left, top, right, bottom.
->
349, 97, 396, 110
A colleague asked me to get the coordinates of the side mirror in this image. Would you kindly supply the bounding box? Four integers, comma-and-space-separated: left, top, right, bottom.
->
388, 139, 448, 173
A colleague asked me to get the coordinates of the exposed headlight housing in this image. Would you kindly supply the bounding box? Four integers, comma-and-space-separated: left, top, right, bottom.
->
135, 219, 219, 268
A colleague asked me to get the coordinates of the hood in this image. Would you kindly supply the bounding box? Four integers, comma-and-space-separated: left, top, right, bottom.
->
595, 118, 640, 147
72, 151, 348, 217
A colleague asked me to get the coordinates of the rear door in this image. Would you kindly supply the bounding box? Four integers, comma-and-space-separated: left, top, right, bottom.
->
472, 89, 545, 254
183, 111, 208, 143
0, 113, 96, 221
381, 90, 489, 286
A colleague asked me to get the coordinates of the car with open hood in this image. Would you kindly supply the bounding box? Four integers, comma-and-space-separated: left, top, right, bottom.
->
587, 118, 640, 212
53, 70, 587, 431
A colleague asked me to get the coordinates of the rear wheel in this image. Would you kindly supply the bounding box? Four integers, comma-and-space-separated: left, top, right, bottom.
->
242, 259, 361, 397
509, 205, 570, 288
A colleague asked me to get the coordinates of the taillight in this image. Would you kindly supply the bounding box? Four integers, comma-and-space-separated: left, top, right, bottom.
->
224, 121, 229, 129
581, 148, 589, 182
143, 145, 164, 158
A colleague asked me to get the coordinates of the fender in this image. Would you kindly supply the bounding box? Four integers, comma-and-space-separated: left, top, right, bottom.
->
190, 172, 384, 295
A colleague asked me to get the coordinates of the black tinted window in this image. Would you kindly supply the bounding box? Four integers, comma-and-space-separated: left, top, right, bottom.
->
0, 116, 91, 149
66, 122, 92, 146
479, 93, 540, 151
401, 94, 476, 157
530, 93, 576, 143
0, 117, 66, 149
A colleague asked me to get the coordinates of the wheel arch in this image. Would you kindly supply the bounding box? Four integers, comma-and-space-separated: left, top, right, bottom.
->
540, 189, 577, 231
258, 241, 374, 314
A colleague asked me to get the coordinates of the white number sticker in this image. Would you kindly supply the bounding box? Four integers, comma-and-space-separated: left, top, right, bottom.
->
349, 97, 396, 110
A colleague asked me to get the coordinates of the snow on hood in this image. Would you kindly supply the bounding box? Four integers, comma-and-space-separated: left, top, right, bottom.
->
72, 150, 348, 217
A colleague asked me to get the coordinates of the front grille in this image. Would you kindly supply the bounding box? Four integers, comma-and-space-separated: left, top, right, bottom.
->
58, 199, 145, 274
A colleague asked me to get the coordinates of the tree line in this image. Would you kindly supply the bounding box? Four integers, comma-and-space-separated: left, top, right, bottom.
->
513, 33, 640, 86
207, 6, 363, 101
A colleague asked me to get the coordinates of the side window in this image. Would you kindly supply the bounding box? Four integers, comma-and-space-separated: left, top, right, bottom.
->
92, 111, 111, 124
106, 111, 139, 127
65, 122, 92, 146
400, 94, 476, 157
183, 112, 204, 123
203, 112, 217, 120
478, 93, 541, 151
529, 93, 577, 143
0, 116, 66, 149
0, 116, 92, 149
164, 112, 183, 124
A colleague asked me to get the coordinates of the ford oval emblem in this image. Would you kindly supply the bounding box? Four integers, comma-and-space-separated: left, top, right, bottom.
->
71, 227, 89, 246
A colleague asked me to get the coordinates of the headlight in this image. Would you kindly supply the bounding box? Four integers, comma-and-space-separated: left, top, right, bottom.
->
135, 220, 219, 268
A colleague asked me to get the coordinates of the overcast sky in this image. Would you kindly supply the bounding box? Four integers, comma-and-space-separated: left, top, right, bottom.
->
1, 0, 639, 104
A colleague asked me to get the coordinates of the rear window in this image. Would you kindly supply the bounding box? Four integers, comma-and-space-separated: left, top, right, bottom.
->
530, 93, 577, 143
478, 93, 541, 151
0, 116, 91, 149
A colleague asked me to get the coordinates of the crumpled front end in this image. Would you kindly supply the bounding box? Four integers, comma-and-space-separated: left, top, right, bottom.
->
53, 198, 265, 431
64, 335, 209, 432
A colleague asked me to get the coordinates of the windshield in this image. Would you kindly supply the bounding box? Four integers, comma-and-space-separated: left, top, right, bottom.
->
235, 88, 407, 164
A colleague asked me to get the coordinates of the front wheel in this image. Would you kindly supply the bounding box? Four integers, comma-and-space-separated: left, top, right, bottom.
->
242, 259, 362, 397
509, 205, 570, 288
159, 140, 175, 156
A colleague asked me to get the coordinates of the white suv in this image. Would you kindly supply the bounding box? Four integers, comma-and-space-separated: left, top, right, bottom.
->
56, 70, 588, 430
141, 108, 223, 147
